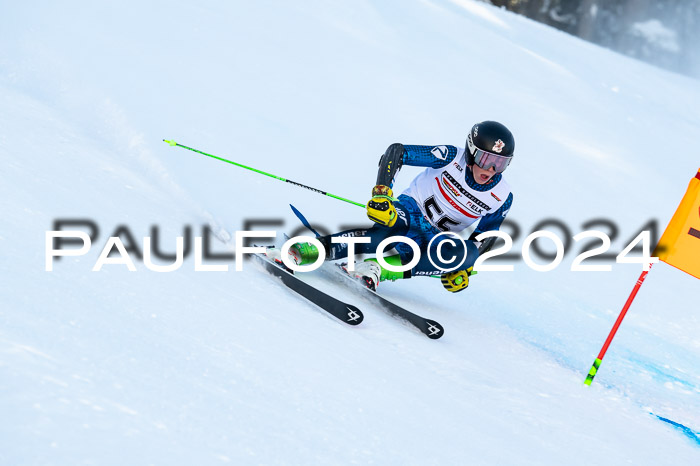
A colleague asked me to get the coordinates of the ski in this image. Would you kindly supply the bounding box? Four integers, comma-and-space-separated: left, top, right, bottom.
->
286, 204, 444, 339
335, 264, 444, 339
251, 252, 364, 326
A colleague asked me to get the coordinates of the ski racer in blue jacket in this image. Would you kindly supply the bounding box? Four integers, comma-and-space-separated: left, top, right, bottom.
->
289, 120, 515, 292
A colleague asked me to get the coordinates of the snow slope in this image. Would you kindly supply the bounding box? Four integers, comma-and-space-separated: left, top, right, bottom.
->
1, 0, 700, 464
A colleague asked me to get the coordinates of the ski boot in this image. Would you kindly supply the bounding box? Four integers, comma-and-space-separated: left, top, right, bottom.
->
347, 255, 409, 291
287, 240, 327, 266
263, 247, 293, 272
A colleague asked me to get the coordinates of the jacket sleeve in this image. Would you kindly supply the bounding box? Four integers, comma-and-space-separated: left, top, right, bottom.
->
403, 145, 458, 168
469, 192, 513, 254
376, 144, 458, 188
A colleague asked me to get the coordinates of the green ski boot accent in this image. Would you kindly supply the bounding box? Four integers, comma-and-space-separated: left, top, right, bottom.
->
288, 241, 320, 266
365, 255, 409, 282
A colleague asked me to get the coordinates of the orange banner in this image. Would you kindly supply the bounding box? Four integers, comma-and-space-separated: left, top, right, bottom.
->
653, 169, 700, 279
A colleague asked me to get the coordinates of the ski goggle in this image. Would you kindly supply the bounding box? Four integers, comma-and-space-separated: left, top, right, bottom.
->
473, 149, 512, 173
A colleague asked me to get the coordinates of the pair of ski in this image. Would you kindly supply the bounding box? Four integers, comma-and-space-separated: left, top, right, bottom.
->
252, 251, 444, 340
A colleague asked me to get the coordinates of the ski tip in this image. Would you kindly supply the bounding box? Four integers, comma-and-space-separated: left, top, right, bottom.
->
425, 319, 444, 339
344, 305, 364, 325
163, 139, 177, 146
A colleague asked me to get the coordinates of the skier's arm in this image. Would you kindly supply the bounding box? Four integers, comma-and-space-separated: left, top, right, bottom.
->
376, 144, 458, 188
369, 143, 459, 228
368, 143, 406, 227
376, 143, 405, 187
469, 192, 514, 255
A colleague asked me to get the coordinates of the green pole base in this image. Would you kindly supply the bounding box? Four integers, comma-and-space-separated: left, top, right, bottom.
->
584, 358, 603, 386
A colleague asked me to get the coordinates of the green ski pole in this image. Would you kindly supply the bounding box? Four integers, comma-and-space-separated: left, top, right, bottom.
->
163, 139, 365, 208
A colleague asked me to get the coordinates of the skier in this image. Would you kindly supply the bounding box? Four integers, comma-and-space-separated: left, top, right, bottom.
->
287, 120, 515, 292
